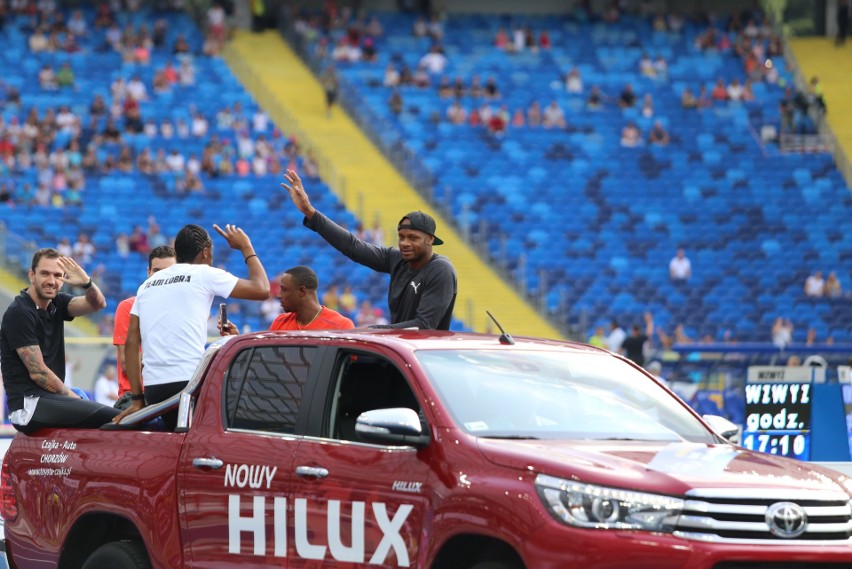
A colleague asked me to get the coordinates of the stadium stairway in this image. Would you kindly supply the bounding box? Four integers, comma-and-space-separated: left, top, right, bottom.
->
788, 37, 852, 178
223, 30, 563, 338
0, 269, 26, 297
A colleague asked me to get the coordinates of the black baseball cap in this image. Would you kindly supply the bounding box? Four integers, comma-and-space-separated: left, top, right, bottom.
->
398, 211, 444, 245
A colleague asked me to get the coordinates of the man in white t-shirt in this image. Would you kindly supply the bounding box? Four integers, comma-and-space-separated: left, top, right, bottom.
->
669, 248, 692, 281
126, 75, 147, 101
114, 223, 270, 428
165, 150, 185, 172
803, 271, 824, 297
605, 319, 626, 353
94, 365, 119, 406
72, 233, 96, 265
419, 45, 448, 74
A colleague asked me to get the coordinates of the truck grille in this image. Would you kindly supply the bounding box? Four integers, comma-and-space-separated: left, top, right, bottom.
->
673, 488, 852, 544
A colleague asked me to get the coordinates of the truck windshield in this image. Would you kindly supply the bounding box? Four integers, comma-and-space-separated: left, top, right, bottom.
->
417, 350, 715, 443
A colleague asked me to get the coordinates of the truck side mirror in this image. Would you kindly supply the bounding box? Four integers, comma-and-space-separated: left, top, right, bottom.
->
703, 414, 741, 444
355, 408, 430, 447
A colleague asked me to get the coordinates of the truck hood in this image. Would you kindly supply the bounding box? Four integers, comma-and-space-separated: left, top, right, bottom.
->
476, 438, 851, 495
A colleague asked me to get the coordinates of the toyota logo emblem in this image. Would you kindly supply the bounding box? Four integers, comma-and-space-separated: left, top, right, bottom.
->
765, 501, 808, 538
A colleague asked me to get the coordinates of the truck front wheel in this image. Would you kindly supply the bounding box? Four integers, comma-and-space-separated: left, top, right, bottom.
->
81, 541, 151, 569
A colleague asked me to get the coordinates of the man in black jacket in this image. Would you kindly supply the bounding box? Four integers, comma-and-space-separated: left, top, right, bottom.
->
282, 169, 457, 330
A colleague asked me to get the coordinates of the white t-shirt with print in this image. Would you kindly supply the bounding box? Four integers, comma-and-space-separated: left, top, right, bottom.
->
131, 263, 238, 387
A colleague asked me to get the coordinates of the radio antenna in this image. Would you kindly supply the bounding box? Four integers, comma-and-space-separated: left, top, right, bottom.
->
486, 310, 515, 345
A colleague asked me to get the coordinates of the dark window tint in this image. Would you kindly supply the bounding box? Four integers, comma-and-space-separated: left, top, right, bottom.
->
224, 348, 252, 423
226, 346, 317, 433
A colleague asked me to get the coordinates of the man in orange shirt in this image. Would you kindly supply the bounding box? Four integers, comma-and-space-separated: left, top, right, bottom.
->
112, 245, 176, 407
222, 265, 353, 333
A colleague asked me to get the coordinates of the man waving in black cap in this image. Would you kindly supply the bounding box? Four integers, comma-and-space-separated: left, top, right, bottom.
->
282, 169, 457, 330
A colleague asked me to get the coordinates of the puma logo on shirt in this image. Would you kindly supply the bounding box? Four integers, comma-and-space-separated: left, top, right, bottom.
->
409, 281, 421, 293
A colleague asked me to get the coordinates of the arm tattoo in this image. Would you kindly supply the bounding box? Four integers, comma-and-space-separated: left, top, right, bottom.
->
16, 345, 65, 394
84, 284, 99, 305
84, 282, 105, 310
69, 281, 106, 316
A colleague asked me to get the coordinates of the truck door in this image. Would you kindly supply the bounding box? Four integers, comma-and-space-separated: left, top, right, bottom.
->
288, 350, 430, 568
179, 344, 321, 569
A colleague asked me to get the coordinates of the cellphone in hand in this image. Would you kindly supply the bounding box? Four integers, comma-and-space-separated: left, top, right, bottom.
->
219, 303, 228, 328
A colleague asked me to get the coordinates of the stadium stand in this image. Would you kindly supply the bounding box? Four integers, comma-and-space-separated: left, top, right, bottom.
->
285, 7, 852, 346
0, 2, 433, 332
0, 3, 850, 349
222, 29, 562, 337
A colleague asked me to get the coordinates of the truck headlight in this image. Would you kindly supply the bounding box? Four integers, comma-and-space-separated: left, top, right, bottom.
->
535, 474, 683, 531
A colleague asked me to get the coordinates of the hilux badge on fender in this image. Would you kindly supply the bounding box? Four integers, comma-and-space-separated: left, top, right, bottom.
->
393, 481, 423, 493
765, 502, 807, 538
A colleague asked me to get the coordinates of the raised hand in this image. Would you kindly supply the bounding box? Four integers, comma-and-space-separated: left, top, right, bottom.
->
57, 256, 89, 287
213, 223, 254, 255
281, 169, 316, 218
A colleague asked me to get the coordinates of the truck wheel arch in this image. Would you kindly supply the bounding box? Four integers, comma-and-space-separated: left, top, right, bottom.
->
430, 534, 525, 569
58, 513, 150, 569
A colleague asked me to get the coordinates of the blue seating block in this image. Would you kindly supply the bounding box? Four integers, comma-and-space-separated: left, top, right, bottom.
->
310, 11, 852, 342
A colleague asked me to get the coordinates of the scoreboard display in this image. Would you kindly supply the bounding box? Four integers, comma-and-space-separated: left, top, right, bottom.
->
742, 381, 812, 460
742, 365, 850, 462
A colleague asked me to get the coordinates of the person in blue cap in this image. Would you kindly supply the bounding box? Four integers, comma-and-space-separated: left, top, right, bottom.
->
282, 169, 457, 330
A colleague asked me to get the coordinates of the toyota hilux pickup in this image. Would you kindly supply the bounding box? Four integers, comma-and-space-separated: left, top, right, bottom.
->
2, 330, 852, 568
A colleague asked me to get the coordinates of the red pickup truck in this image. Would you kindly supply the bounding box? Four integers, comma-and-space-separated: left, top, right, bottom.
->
2, 330, 852, 569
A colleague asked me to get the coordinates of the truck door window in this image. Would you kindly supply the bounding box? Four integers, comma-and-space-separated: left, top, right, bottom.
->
330, 354, 421, 442
224, 348, 252, 423
225, 346, 317, 434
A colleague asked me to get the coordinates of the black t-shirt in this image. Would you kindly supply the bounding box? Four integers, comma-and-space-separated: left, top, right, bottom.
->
621, 334, 648, 366
0, 290, 74, 412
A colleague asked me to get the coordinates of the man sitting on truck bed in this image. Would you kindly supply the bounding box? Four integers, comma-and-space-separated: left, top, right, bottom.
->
0, 248, 121, 433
